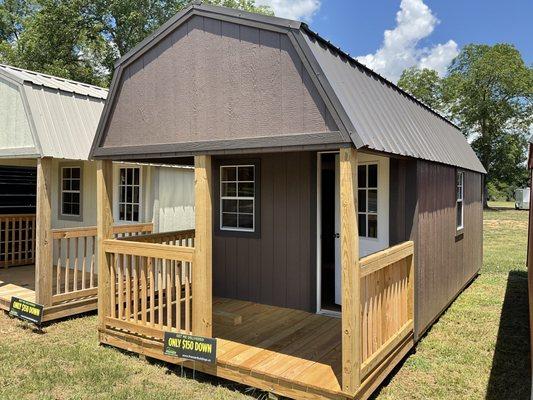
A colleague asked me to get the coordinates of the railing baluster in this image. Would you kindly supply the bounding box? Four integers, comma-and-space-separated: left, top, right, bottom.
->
149, 257, 155, 326
141, 256, 147, 325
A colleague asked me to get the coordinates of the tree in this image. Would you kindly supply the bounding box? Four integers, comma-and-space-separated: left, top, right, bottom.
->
397, 67, 444, 113
444, 44, 533, 206
0, 0, 273, 85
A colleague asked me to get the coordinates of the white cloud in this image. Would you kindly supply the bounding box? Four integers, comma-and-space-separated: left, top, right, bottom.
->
255, 0, 321, 21
356, 0, 459, 82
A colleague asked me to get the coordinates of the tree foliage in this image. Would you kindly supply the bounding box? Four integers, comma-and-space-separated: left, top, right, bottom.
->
398, 44, 533, 204
0, 0, 273, 86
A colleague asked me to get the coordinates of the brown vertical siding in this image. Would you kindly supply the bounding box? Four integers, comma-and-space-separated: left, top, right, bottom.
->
212, 152, 316, 312
389, 158, 417, 245
415, 161, 483, 337
102, 15, 338, 149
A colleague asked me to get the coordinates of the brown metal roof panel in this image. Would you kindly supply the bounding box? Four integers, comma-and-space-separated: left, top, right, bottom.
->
301, 30, 486, 173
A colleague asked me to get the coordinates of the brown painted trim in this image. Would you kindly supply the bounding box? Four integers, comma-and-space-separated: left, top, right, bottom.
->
92, 132, 348, 159
213, 158, 261, 239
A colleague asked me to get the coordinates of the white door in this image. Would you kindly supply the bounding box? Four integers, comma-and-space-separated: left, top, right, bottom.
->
334, 154, 341, 305
333, 153, 389, 306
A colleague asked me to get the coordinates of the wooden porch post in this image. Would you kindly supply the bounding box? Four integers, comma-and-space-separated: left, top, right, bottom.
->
35, 157, 53, 306
193, 155, 213, 337
97, 160, 113, 330
340, 146, 361, 393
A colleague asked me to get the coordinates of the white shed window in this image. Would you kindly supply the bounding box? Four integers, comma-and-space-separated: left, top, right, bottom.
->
60, 166, 81, 217
220, 165, 255, 232
456, 171, 464, 230
358, 164, 378, 239
118, 167, 141, 222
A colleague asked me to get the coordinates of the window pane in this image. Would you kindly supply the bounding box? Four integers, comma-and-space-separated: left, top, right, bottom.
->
221, 167, 236, 181
133, 168, 139, 185
239, 200, 253, 213
120, 169, 126, 185
368, 215, 377, 238
358, 190, 366, 212
456, 202, 463, 228
368, 190, 377, 213
238, 214, 253, 229
368, 164, 377, 187
133, 186, 139, 203
71, 179, 80, 191
63, 168, 71, 179
133, 205, 139, 221
126, 187, 133, 202
71, 203, 80, 216
358, 165, 366, 188
71, 168, 80, 179
119, 204, 125, 220
120, 186, 126, 203
222, 213, 237, 228
71, 193, 80, 205
222, 199, 238, 213
238, 166, 254, 181
238, 182, 254, 197
222, 183, 237, 197
63, 202, 71, 215
63, 192, 71, 203
63, 179, 70, 191
358, 214, 366, 237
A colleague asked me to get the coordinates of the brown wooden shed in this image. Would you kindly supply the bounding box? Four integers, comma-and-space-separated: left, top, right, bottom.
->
90, 4, 485, 399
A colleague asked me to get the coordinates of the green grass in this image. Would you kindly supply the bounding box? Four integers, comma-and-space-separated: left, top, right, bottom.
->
487, 200, 516, 209
0, 209, 530, 399
375, 208, 530, 400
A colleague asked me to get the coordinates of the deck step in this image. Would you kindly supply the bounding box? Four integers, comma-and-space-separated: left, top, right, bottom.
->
213, 310, 242, 326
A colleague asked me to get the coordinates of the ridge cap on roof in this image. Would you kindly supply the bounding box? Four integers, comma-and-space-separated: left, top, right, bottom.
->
299, 24, 462, 133
0, 63, 108, 97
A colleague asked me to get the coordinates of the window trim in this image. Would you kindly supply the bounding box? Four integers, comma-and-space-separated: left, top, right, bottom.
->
358, 162, 379, 240
117, 166, 143, 223
456, 170, 464, 232
58, 163, 83, 222
219, 165, 255, 233
214, 159, 261, 238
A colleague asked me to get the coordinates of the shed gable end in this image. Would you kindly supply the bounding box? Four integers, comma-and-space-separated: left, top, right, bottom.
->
0, 78, 37, 154
100, 15, 338, 150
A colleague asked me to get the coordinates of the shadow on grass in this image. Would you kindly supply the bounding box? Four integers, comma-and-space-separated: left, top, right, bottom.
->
486, 270, 531, 400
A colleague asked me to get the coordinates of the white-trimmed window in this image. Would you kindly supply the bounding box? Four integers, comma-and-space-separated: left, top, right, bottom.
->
220, 165, 255, 232
60, 166, 81, 217
358, 163, 378, 239
456, 171, 464, 230
118, 167, 141, 222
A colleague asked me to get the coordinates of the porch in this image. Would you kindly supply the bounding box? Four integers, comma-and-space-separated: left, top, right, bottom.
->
96, 149, 415, 399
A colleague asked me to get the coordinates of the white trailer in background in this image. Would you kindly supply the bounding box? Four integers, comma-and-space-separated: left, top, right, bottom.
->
515, 188, 530, 210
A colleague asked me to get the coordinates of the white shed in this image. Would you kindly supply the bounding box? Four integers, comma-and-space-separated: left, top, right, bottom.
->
0, 65, 194, 321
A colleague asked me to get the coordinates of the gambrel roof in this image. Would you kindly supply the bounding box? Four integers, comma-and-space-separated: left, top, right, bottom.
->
0, 64, 107, 160
91, 3, 485, 173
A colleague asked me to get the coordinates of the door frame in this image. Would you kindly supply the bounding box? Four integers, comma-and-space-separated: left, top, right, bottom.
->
316, 151, 341, 317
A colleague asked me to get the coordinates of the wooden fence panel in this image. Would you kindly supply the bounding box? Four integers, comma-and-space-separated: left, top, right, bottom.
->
0, 214, 36, 268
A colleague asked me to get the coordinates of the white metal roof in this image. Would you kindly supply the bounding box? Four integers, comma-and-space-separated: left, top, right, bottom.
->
0, 64, 107, 160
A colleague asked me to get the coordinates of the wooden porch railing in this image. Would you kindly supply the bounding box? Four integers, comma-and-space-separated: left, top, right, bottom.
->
359, 241, 414, 379
50, 223, 153, 305
0, 214, 36, 268
103, 230, 195, 338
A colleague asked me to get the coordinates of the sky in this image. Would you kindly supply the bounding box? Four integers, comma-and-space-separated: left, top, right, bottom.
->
255, 0, 533, 82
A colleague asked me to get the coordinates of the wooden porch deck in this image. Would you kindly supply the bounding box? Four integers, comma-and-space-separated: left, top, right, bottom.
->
0, 264, 98, 321
213, 298, 342, 395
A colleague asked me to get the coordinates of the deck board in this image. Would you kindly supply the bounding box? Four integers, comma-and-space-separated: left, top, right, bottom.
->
213, 299, 342, 394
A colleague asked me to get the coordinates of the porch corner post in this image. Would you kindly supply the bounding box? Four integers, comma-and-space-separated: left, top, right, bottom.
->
339, 146, 361, 394
193, 155, 213, 337
35, 157, 53, 306
97, 160, 113, 330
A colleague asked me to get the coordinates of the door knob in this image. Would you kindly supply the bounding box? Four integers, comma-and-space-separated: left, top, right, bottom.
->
334, 233, 340, 238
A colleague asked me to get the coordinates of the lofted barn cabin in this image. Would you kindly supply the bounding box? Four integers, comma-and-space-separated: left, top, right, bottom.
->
0, 65, 194, 322
90, 4, 485, 399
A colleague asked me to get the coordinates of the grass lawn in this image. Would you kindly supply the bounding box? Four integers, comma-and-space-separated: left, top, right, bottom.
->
0, 208, 530, 399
